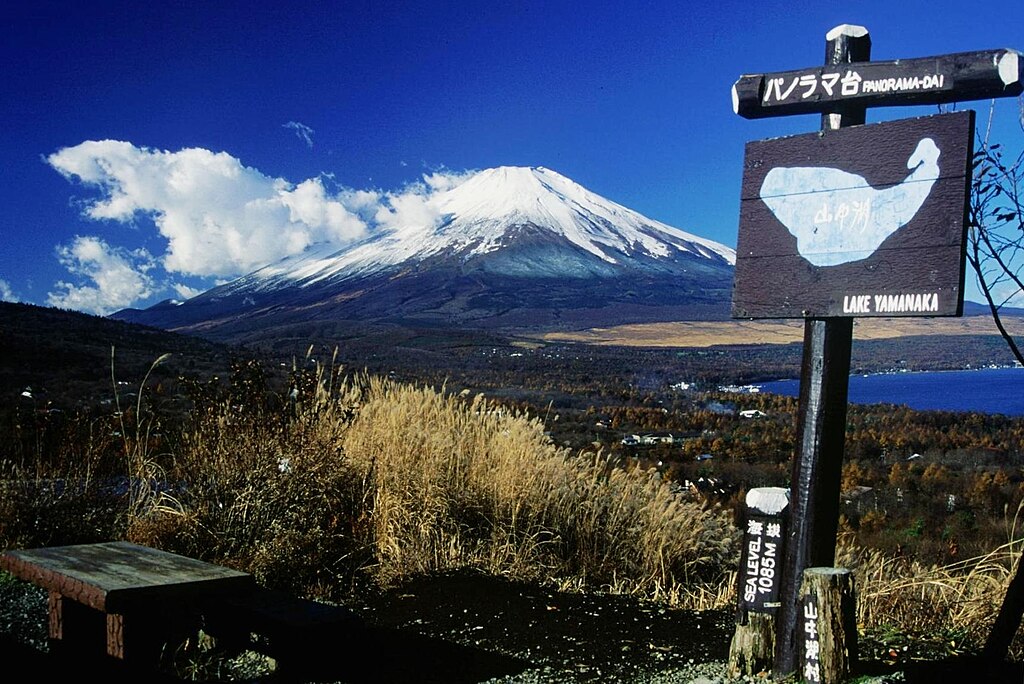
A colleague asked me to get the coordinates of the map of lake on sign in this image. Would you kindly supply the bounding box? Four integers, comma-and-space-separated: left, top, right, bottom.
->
731, 110, 975, 319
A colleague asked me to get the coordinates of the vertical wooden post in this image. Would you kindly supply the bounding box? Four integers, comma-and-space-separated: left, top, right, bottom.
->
773, 24, 870, 680
729, 487, 790, 678
800, 567, 858, 683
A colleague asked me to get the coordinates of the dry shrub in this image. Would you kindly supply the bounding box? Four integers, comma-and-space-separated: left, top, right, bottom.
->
0, 410, 126, 549
128, 363, 371, 597
341, 377, 740, 605
0, 349, 188, 551
838, 514, 1024, 659
125, 360, 738, 606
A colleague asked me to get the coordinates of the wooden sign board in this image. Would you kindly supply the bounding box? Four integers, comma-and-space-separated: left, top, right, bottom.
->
733, 48, 1021, 119
740, 512, 785, 613
732, 110, 974, 319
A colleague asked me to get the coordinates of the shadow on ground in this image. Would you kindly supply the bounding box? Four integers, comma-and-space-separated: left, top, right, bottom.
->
295, 625, 530, 683
0, 626, 529, 684
859, 656, 1024, 683
4, 569, 1024, 683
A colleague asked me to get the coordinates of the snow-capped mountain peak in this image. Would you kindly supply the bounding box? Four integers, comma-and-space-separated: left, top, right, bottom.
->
251, 165, 735, 288
114, 165, 737, 333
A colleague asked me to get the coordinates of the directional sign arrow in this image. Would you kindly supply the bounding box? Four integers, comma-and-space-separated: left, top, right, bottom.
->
733, 48, 1022, 119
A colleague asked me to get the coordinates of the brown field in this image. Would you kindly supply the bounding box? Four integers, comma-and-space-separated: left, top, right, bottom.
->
540, 314, 1024, 348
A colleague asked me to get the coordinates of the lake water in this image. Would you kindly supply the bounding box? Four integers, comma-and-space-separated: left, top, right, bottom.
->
758, 366, 1024, 416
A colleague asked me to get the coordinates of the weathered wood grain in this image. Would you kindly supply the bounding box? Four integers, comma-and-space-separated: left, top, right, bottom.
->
733, 110, 974, 319
733, 48, 1022, 119
799, 568, 858, 683
0, 541, 254, 661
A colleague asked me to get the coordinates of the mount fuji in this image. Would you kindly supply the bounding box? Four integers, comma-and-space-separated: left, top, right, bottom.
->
113, 166, 736, 339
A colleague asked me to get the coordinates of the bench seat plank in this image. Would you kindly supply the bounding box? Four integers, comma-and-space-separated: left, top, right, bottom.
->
1, 541, 254, 662
0, 541, 253, 613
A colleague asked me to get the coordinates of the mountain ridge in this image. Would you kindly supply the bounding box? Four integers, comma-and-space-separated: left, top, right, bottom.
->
244, 166, 734, 288
111, 166, 735, 339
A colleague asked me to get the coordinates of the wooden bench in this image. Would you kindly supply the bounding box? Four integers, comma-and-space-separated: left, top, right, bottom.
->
0, 541, 254, 664
1, 541, 365, 679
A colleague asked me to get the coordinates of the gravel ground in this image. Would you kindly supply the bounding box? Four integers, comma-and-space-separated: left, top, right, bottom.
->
345, 569, 907, 684
0, 572, 49, 651
2, 568, 1019, 683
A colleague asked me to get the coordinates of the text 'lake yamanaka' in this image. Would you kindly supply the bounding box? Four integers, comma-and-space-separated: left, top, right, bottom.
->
758, 367, 1024, 416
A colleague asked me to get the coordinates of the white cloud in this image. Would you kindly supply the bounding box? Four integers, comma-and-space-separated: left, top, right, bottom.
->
46, 140, 479, 313
172, 282, 203, 300
46, 236, 156, 315
283, 121, 314, 148
0, 278, 17, 303
374, 188, 441, 232
374, 170, 476, 231
423, 169, 475, 192
47, 140, 368, 279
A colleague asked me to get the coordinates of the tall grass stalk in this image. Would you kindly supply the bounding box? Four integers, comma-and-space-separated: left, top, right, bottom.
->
111, 347, 179, 520
844, 502, 1024, 657
338, 377, 739, 606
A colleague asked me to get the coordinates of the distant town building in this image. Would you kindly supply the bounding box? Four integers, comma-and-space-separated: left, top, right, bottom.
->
620, 431, 699, 446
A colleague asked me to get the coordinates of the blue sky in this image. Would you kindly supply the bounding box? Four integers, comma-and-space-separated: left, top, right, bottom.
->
2, 0, 1022, 315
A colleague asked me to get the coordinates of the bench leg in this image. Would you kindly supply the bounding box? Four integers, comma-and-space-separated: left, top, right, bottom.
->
49, 591, 195, 664
106, 613, 129, 659
48, 591, 106, 655
110, 610, 200, 663
107, 612, 164, 661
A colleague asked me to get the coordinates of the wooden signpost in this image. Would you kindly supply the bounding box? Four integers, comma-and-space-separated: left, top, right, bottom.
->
733, 48, 1021, 119
729, 487, 790, 678
800, 568, 858, 683
730, 24, 1023, 681
733, 111, 975, 319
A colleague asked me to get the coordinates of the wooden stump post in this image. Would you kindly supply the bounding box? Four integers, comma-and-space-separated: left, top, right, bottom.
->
799, 567, 857, 684
728, 486, 790, 678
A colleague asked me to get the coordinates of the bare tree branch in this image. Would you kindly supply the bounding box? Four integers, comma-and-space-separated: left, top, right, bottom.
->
967, 101, 1024, 367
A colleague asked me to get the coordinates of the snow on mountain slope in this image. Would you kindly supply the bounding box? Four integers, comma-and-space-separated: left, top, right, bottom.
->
114, 166, 737, 335
243, 166, 735, 288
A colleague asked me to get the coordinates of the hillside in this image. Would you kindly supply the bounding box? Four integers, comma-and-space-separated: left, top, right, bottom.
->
0, 302, 240, 410
4, 300, 1022, 416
